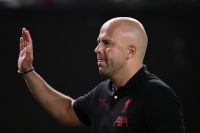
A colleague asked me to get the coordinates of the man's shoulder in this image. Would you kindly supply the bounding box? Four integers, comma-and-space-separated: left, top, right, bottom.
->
142, 72, 178, 98
145, 72, 170, 89
135, 65, 171, 90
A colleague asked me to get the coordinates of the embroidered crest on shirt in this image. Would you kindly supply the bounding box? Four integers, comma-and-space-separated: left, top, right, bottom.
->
113, 116, 128, 127
113, 98, 133, 127
122, 98, 133, 113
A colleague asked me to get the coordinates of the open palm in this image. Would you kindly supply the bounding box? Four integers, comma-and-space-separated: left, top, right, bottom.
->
18, 28, 33, 72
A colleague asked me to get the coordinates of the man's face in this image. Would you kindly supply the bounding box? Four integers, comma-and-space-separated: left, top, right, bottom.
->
94, 23, 129, 77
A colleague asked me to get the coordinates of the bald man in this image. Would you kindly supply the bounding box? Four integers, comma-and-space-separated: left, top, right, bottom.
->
18, 17, 185, 133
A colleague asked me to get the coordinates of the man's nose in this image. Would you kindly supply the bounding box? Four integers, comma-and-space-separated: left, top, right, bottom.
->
94, 43, 103, 54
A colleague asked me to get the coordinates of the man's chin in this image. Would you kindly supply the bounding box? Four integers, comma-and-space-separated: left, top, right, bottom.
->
99, 69, 104, 75
98, 68, 109, 77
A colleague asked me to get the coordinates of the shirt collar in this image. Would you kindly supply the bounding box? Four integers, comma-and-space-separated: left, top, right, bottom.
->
109, 65, 148, 94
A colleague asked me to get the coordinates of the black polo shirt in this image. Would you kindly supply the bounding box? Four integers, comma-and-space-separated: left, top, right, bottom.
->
73, 65, 185, 133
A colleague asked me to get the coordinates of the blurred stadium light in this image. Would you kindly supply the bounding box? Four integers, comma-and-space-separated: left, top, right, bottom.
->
0, 0, 35, 8
0, 0, 199, 9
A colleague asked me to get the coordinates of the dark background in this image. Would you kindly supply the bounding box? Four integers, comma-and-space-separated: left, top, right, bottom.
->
1, 0, 200, 133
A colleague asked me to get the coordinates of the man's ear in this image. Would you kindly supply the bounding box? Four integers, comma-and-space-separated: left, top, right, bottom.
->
126, 45, 136, 60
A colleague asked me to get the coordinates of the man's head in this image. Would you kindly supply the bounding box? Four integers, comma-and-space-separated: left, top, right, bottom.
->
94, 17, 148, 78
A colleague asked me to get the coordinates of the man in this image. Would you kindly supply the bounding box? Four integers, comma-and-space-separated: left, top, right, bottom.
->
18, 17, 185, 133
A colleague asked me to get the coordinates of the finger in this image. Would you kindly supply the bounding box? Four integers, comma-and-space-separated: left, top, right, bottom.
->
24, 30, 32, 44
26, 43, 32, 55
21, 37, 27, 51
19, 37, 23, 51
22, 27, 26, 39
22, 28, 27, 47
25, 30, 33, 55
20, 46, 27, 57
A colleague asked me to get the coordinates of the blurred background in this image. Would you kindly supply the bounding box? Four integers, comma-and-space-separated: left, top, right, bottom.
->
1, 0, 200, 133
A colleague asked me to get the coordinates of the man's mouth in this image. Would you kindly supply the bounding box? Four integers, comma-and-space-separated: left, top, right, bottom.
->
97, 59, 104, 62
97, 59, 105, 66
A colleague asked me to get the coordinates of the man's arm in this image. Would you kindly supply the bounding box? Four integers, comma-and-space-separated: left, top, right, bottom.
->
17, 28, 82, 126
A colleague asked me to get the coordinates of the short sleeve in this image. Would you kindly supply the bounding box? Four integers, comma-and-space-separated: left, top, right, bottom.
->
73, 89, 95, 126
144, 85, 185, 133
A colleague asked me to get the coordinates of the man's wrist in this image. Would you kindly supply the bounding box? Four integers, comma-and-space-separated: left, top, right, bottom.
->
18, 67, 34, 74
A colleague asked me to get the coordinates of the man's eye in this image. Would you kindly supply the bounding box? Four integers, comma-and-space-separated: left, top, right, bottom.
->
104, 41, 111, 46
105, 41, 109, 44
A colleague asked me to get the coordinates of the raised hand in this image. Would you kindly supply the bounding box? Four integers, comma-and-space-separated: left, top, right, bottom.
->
17, 28, 34, 73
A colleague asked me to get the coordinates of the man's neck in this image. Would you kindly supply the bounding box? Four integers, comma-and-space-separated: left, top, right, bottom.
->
111, 64, 143, 89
